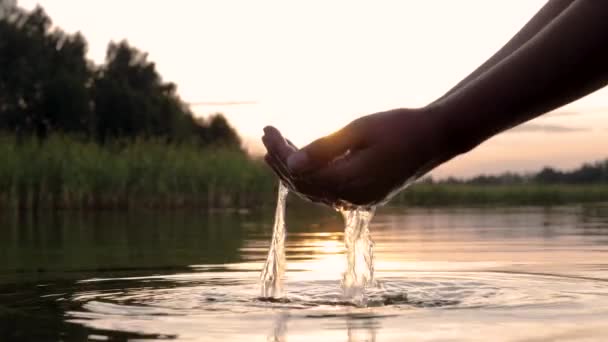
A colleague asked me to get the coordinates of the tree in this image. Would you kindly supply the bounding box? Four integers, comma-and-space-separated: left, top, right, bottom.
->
0, 5, 92, 138
0, 3, 244, 148
199, 114, 241, 148
93, 40, 194, 142
0, 0, 16, 19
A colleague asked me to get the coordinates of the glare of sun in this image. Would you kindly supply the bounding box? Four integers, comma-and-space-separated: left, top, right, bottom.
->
292, 236, 347, 279
312, 238, 343, 255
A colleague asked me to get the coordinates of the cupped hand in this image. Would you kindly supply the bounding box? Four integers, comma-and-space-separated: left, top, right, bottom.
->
262, 107, 454, 208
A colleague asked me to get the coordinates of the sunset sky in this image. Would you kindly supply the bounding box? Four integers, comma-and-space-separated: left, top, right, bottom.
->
19, 0, 608, 178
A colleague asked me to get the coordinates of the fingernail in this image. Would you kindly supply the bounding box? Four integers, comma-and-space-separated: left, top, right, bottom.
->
287, 151, 309, 172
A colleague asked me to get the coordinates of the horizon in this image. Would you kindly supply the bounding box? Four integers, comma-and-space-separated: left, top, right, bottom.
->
18, 0, 608, 178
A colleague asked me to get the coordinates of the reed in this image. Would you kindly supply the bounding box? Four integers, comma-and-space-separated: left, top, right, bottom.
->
0, 135, 276, 210
393, 183, 608, 206
2, 134, 607, 210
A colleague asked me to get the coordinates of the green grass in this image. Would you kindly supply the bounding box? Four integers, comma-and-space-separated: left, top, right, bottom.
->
1, 134, 608, 210
393, 183, 608, 206
0, 135, 276, 210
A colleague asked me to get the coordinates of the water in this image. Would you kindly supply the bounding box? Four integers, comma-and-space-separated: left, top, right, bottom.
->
2, 205, 608, 341
260, 182, 377, 301
260, 183, 289, 297
340, 207, 376, 301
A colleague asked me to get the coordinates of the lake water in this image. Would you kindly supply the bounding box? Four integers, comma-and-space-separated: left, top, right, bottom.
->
2, 204, 608, 341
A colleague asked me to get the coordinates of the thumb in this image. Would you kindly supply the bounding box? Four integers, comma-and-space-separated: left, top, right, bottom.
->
287, 123, 361, 174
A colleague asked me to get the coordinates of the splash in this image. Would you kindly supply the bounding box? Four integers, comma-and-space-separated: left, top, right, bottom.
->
340, 207, 376, 301
261, 183, 378, 302
260, 182, 289, 298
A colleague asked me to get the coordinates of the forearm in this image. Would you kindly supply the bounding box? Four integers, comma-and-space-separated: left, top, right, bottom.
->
435, 0, 575, 102
433, 0, 608, 155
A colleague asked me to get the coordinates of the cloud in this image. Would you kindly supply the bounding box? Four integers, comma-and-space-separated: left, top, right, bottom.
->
506, 123, 589, 134
547, 108, 608, 117
546, 110, 584, 117
189, 101, 258, 106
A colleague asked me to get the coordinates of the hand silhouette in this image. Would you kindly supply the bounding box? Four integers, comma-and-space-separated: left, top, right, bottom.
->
263, 0, 608, 207
262, 108, 453, 207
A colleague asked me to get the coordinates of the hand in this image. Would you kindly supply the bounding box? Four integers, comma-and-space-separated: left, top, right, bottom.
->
262, 107, 455, 207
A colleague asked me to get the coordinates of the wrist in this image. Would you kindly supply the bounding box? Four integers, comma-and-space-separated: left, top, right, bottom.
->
422, 102, 481, 159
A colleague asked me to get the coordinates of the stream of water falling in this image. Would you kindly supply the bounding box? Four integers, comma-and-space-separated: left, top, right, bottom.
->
260, 182, 289, 297
260, 182, 377, 301
340, 207, 376, 302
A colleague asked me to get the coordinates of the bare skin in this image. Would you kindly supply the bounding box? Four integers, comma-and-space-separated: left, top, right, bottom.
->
262, 0, 608, 207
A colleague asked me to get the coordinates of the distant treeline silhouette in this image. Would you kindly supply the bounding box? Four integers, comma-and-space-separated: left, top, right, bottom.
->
0, 1, 240, 146
426, 159, 608, 185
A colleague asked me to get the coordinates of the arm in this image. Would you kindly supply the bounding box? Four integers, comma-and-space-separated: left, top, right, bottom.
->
262, 0, 608, 206
435, 0, 608, 155
435, 0, 576, 101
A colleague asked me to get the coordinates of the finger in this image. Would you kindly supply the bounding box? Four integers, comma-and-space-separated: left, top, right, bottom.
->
262, 126, 296, 162
285, 138, 298, 150
264, 153, 296, 189
262, 127, 298, 180
262, 126, 350, 205
265, 153, 340, 205
261, 128, 323, 199
287, 123, 363, 175
262, 135, 296, 185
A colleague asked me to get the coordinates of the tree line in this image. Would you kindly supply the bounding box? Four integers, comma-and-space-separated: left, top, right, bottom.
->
0, 1, 240, 147
426, 159, 608, 185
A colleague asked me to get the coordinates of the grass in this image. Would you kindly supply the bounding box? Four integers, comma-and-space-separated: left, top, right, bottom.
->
0, 135, 276, 210
1, 134, 607, 210
393, 183, 608, 206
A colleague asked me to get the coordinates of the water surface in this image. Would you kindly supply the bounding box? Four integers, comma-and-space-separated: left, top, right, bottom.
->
2, 204, 608, 341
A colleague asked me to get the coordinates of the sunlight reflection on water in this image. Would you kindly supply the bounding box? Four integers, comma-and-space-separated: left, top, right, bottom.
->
2, 205, 608, 340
